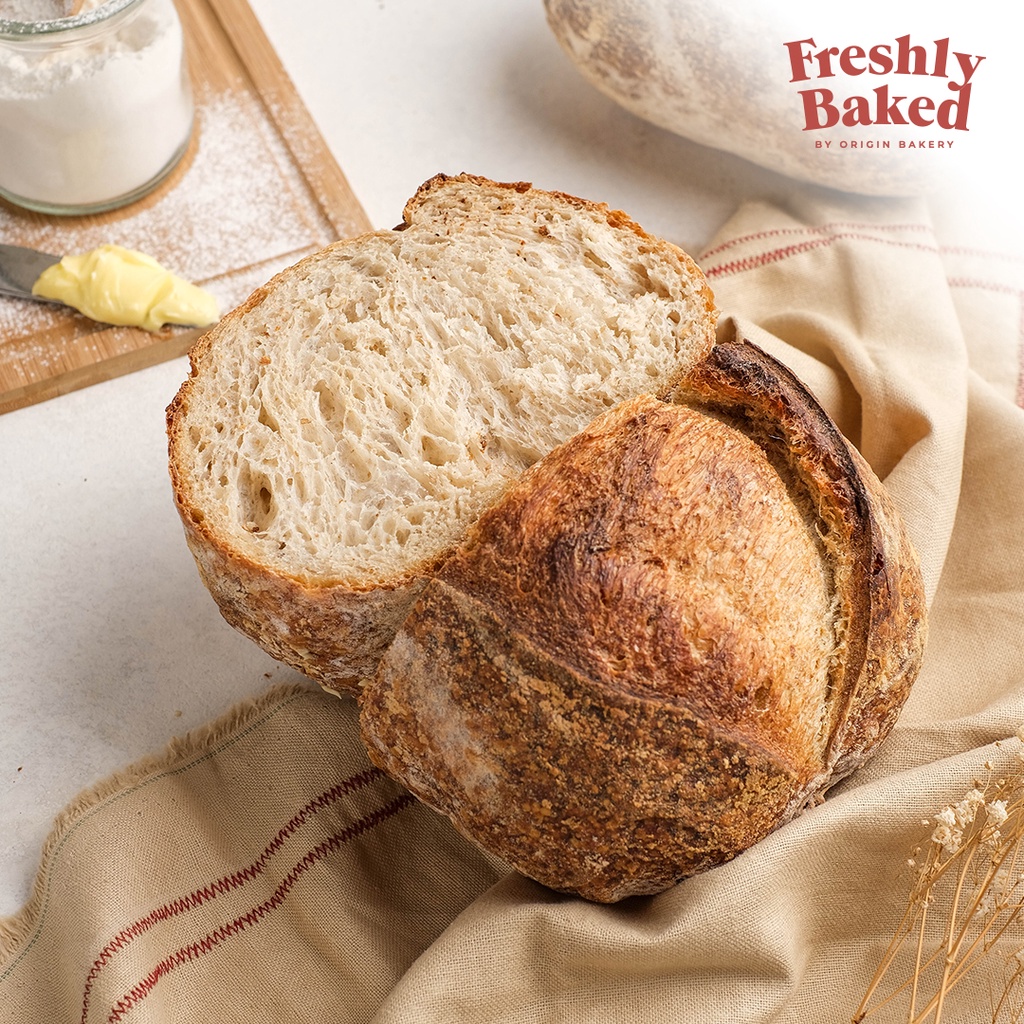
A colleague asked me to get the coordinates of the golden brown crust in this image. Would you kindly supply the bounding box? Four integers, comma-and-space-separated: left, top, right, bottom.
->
359, 328, 927, 901
668, 325, 927, 785
363, 578, 800, 902
171, 505, 431, 691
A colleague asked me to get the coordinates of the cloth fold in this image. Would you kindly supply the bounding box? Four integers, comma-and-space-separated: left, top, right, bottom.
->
700, 196, 970, 604
3, 193, 1023, 1024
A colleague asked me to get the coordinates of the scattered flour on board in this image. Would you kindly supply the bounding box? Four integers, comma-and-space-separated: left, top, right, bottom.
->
0, 87, 338, 372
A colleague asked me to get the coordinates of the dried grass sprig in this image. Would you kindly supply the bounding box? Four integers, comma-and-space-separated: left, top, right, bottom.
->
854, 729, 1024, 1024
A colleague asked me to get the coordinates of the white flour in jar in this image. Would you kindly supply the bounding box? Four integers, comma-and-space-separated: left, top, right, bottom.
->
0, 0, 68, 19
0, 0, 193, 210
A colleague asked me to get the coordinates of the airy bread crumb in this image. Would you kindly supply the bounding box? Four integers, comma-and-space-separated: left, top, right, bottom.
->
168, 173, 718, 690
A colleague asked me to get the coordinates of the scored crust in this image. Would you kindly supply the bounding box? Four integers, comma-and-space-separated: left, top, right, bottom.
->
167, 173, 717, 692
359, 328, 927, 901
670, 331, 927, 783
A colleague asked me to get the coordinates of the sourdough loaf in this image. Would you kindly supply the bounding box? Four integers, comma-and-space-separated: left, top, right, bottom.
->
167, 173, 718, 693
359, 329, 927, 902
543, 0, 941, 196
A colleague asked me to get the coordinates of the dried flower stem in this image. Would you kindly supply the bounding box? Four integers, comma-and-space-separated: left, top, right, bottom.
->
854, 733, 1024, 1024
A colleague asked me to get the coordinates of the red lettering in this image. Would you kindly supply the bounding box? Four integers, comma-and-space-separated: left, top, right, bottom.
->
937, 85, 971, 129
815, 46, 841, 78
783, 38, 818, 82
895, 34, 928, 75
787, 36, 978, 131
953, 52, 985, 88
908, 96, 935, 126
868, 44, 894, 75
799, 88, 839, 129
840, 95, 873, 127
839, 45, 867, 75
873, 85, 909, 125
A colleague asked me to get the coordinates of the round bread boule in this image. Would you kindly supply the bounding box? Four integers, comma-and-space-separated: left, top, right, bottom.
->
359, 334, 927, 902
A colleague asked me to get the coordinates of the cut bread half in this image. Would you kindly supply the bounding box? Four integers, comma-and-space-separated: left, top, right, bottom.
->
167, 173, 718, 692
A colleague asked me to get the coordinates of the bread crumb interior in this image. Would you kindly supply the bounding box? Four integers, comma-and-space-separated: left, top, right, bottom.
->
180, 185, 713, 585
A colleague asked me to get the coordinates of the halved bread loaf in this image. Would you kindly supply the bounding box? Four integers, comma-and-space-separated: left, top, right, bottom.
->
359, 331, 927, 902
167, 173, 718, 692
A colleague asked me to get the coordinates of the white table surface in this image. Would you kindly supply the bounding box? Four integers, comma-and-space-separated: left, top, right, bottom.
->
1, 0, 1018, 918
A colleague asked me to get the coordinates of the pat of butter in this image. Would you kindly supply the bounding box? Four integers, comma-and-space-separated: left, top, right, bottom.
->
32, 244, 220, 333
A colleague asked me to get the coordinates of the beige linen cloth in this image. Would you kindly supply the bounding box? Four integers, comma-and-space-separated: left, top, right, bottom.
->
4, 193, 1024, 1023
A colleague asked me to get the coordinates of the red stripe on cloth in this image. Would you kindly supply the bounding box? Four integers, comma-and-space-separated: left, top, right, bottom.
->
947, 277, 1024, 298
703, 231, 941, 280
940, 244, 1024, 266
100, 792, 416, 1023
699, 224, 1024, 407
699, 221, 932, 262
80, 767, 387, 1024
700, 222, 1023, 276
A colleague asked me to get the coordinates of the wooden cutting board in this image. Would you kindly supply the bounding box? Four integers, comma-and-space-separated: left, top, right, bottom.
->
0, 0, 371, 415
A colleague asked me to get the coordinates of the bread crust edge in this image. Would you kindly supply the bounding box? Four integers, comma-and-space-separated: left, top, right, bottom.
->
670, 324, 928, 789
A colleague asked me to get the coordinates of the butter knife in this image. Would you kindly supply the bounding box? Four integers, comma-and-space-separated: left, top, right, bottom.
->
0, 243, 61, 302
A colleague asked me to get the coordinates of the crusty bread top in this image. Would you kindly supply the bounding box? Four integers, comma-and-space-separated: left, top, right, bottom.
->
168, 173, 717, 592
667, 335, 927, 782
359, 333, 928, 901
436, 393, 837, 769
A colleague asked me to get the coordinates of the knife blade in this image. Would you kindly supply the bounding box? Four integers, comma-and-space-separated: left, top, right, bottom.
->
0, 243, 62, 302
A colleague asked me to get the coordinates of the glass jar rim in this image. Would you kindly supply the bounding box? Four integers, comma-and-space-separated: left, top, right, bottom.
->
0, 0, 144, 38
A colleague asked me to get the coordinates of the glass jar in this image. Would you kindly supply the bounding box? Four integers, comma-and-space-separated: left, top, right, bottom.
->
0, 0, 193, 215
